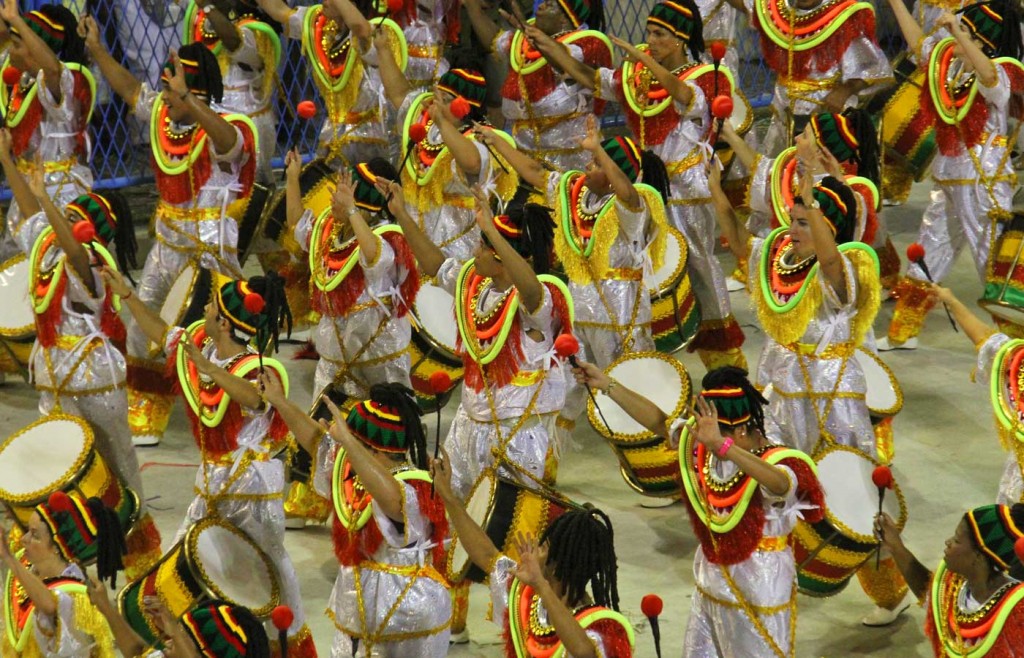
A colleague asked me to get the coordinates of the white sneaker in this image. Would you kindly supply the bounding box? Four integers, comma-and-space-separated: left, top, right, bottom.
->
862, 595, 912, 627
284, 517, 307, 530
449, 629, 470, 644
132, 434, 160, 447
726, 276, 746, 292
876, 337, 918, 352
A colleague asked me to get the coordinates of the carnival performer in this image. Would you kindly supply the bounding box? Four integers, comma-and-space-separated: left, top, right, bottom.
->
82, 24, 259, 447
876, 504, 1024, 656
387, 0, 455, 90
479, 115, 667, 370
926, 285, 1024, 504
534, 0, 748, 369
91, 590, 272, 658
880, 0, 1024, 350
0, 133, 162, 581
727, 0, 892, 157
574, 363, 825, 658
377, 49, 518, 262
255, 0, 405, 168
183, 0, 283, 182
99, 266, 318, 657
285, 151, 419, 400
432, 451, 633, 657
751, 173, 912, 626
0, 2, 94, 261
460, 0, 610, 171
0, 491, 126, 658
263, 379, 451, 656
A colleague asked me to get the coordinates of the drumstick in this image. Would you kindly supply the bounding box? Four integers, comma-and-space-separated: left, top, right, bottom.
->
907, 243, 958, 332
871, 466, 893, 570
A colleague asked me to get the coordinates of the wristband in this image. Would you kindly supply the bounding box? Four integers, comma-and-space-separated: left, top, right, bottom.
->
605, 378, 618, 395
717, 437, 734, 458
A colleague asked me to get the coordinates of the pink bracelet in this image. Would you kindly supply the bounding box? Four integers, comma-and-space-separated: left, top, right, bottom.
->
717, 438, 734, 458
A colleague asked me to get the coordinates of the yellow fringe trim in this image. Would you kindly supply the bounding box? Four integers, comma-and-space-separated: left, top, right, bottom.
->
404, 147, 518, 217
755, 244, 880, 347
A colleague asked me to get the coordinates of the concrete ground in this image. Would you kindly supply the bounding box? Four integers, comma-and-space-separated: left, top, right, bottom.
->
0, 177, 1008, 657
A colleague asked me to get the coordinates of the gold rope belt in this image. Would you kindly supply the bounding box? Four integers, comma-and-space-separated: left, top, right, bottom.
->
16, 157, 77, 176
155, 202, 223, 222
408, 44, 443, 58
757, 535, 789, 552
601, 267, 644, 281
666, 148, 704, 176
512, 110, 585, 132
783, 341, 855, 359
695, 583, 793, 615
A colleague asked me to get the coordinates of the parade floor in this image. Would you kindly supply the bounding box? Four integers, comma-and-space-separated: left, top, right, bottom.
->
0, 179, 1002, 656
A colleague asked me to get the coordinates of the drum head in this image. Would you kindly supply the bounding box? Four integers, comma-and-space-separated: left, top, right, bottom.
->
0, 254, 34, 337
649, 227, 686, 297
731, 89, 752, 135
160, 265, 211, 330
980, 299, 1024, 328
188, 518, 279, 616
447, 473, 497, 582
853, 348, 902, 417
0, 415, 92, 503
413, 282, 458, 354
815, 447, 907, 542
588, 352, 690, 442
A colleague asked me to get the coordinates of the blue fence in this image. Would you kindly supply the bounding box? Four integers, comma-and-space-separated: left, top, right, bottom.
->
25, 0, 904, 189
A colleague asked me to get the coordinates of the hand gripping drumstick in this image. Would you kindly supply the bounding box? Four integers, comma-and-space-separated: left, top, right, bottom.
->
554, 334, 613, 433
907, 243, 958, 332
871, 466, 894, 569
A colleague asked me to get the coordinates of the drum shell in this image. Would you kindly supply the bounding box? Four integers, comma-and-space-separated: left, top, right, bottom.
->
649, 228, 700, 354
611, 441, 682, 498
408, 280, 464, 411
232, 182, 272, 266
980, 213, 1024, 327
261, 159, 337, 245
0, 254, 34, 342
879, 59, 937, 181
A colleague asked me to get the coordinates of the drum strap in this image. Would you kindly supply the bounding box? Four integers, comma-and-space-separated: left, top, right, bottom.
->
714, 561, 796, 657
794, 349, 853, 455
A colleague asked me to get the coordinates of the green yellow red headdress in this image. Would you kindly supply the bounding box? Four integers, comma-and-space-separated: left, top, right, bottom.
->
161, 42, 224, 104
804, 176, 857, 244
647, 0, 703, 58
959, 1, 1008, 57
344, 383, 428, 468
489, 186, 555, 274
349, 158, 399, 214
36, 491, 126, 586
544, 0, 605, 30
965, 504, 1024, 570
699, 366, 770, 433
213, 271, 292, 355
810, 112, 858, 164
700, 386, 752, 426
23, 9, 65, 54
601, 135, 642, 183
182, 602, 270, 658
437, 68, 487, 109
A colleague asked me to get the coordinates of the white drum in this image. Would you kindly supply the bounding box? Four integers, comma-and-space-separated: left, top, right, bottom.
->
0, 254, 34, 340
853, 347, 903, 418
153, 264, 209, 357
411, 281, 459, 357
588, 351, 691, 443
408, 279, 463, 404
649, 227, 686, 298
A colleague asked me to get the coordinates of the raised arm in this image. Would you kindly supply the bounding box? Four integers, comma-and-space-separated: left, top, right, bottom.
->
376, 30, 411, 110
884, 0, 924, 55
0, 528, 57, 616
87, 577, 147, 658
431, 450, 500, 571
29, 164, 95, 294
583, 115, 640, 208
0, 0, 62, 97
719, 119, 758, 170
202, 2, 243, 52
323, 398, 405, 522
931, 285, 994, 346
529, 26, 597, 90
430, 95, 482, 175
254, 0, 294, 24
473, 123, 547, 189
611, 36, 693, 106
333, 170, 379, 263
326, 0, 372, 48
800, 175, 847, 301
473, 186, 543, 312
709, 159, 750, 264
0, 130, 41, 218
876, 513, 932, 600
284, 149, 305, 232
79, 16, 142, 107
461, 0, 502, 52
258, 371, 323, 454
181, 340, 264, 410
376, 178, 446, 276
100, 267, 169, 347
939, 11, 997, 86
573, 361, 672, 439
166, 52, 239, 156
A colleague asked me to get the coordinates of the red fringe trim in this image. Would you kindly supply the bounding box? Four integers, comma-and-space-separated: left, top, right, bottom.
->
545, 281, 573, 336
332, 511, 384, 566
387, 231, 419, 319
459, 317, 524, 391
34, 275, 67, 349
411, 480, 450, 573
9, 95, 43, 159
127, 361, 174, 395
100, 295, 127, 354
502, 609, 633, 657
272, 630, 317, 658
757, 7, 874, 79
312, 262, 365, 317
70, 71, 91, 160
684, 489, 765, 565
850, 181, 878, 246
183, 400, 243, 457
501, 33, 611, 114
688, 318, 746, 352
153, 117, 256, 205
780, 456, 825, 523
691, 69, 732, 142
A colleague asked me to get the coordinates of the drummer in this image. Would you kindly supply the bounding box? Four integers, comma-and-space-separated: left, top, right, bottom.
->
880, 0, 1023, 349
0, 492, 126, 657
431, 450, 634, 657
81, 24, 260, 448
533, 0, 749, 371
876, 504, 1024, 656
926, 285, 1024, 505
574, 361, 823, 657
99, 266, 318, 658
0, 134, 164, 580
260, 378, 452, 654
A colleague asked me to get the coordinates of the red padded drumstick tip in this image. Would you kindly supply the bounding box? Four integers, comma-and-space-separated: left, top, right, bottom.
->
408, 123, 427, 143
296, 100, 317, 120
47, 491, 74, 513
906, 242, 925, 264
72, 220, 96, 244
871, 465, 893, 490
449, 97, 471, 121
711, 95, 734, 120
243, 292, 265, 315
1015, 536, 1024, 565
640, 594, 663, 617
271, 605, 294, 631
553, 333, 579, 360
709, 41, 727, 62
428, 371, 452, 395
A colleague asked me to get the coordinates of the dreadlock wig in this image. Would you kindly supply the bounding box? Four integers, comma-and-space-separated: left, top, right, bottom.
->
66, 192, 138, 278
539, 506, 619, 611
958, 0, 1023, 60
437, 68, 488, 124
17, 4, 86, 65
182, 602, 271, 658
647, 0, 704, 60
162, 42, 225, 105
599, 136, 672, 203
490, 186, 556, 274
799, 176, 858, 245
964, 504, 1024, 572
36, 491, 127, 587
700, 366, 769, 437
346, 383, 428, 468
809, 109, 879, 187
214, 271, 292, 355
542, 0, 605, 31
350, 157, 400, 218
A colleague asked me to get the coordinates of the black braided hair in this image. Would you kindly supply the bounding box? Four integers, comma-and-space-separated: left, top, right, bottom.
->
178, 42, 225, 105
640, 150, 672, 204
84, 497, 127, 589
679, 0, 706, 61
367, 383, 428, 468
188, 601, 271, 658
104, 190, 138, 282
588, 0, 606, 32
503, 186, 555, 274
247, 270, 292, 355
841, 108, 879, 189
700, 366, 769, 438
34, 4, 86, 65
538, 506, 619, 611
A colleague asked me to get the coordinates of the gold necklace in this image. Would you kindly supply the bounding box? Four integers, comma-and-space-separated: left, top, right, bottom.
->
773, 241, 816, 276
954, 579, 1015, 625
472, 279, 514, 326
163, 114, 197, 141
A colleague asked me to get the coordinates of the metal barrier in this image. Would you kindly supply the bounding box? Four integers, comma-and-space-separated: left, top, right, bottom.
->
21, 0, 902, 190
